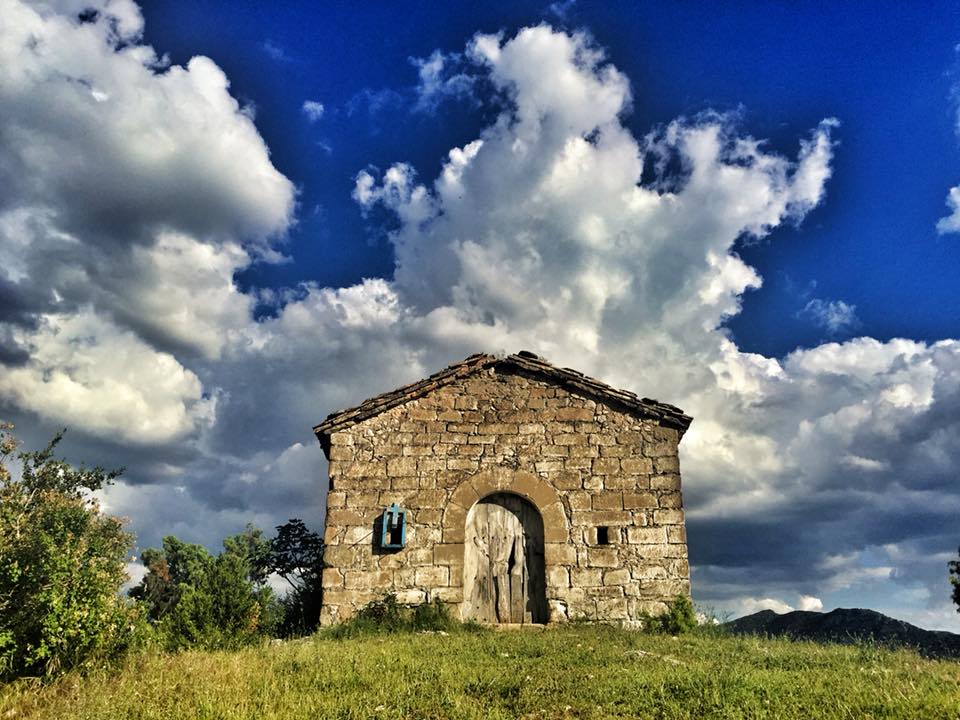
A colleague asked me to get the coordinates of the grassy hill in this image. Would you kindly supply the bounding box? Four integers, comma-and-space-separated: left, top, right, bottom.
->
2, 625, 958, 719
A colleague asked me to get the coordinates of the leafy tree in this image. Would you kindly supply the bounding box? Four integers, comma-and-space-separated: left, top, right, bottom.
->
131, 526, 276, 650
0, 423, 136, 680
259, 519, 324, 636
950, 547, 960, 612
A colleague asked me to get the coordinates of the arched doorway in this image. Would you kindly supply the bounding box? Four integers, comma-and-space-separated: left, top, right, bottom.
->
463, 493, 548, 624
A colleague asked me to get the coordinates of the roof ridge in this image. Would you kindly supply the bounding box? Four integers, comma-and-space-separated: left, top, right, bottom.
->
312, 350, 692, 438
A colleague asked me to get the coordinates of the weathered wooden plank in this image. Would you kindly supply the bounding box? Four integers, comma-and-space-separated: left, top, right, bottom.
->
463, 492, 547, 624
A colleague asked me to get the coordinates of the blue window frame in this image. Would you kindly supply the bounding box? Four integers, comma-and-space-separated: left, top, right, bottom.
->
380, 503, 407, 549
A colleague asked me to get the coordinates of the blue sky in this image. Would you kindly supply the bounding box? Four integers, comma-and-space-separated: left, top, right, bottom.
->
141, 0, 960, 356
2, 0, 960, 630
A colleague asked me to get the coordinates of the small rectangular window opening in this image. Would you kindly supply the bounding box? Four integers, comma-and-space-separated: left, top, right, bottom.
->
389, 523, 403, 546
597, 526, 610, 545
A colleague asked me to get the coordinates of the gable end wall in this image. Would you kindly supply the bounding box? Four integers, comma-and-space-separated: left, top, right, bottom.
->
320, 366, 689, 625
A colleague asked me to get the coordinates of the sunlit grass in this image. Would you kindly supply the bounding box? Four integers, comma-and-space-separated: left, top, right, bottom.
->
3, 625, 959, 719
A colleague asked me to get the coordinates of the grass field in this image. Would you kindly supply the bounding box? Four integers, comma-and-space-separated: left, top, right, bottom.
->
2, 625, 959, 719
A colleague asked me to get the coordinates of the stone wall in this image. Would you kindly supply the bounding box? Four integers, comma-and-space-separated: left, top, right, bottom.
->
319, 365, 689, 626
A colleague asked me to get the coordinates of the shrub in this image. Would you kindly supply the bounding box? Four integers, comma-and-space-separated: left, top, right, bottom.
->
0, 423, 137, 680
130, 529, 277, 651
949, 546, 959, 613
327, 595, 463, 638
641, 595, 698, 634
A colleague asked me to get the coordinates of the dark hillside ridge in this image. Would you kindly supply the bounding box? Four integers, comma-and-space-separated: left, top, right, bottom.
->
725, 608, 960, 659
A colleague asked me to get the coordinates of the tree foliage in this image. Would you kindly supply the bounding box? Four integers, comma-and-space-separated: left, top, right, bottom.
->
259, 519, 324, 636
131, 526, 276, 650
950, 547, 960, 612
0, 423, 136, 680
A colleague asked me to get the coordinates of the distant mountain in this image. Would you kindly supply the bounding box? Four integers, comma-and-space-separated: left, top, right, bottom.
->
725, 608, 960, 659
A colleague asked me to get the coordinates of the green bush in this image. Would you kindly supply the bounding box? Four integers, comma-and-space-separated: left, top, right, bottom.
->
641, 595, 698, 634
0, 423, 138, 680
949, 545, 960, 612
327, 594, 465, 638
130, 529, 277, 651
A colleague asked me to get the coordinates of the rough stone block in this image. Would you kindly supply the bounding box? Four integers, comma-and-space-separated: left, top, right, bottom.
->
410, 489, 446, 509
596, 597, 629, 621
346, 491, 378, 509
477, 423, 518, 435
446, 423, 477, 434
645, 441, 674, 458
592, 492, 623, 510
547, 565, 570, 588
408, 548, 434, 567
650, 474, 681, 491
344, 461, 386, 478
391, 476, 419, 490
571, 568, 603, 586
430, 586, 463, 603
627, 526, 667, 544
402, 445, 435, 456
417, 458, 446, 473
567, 445, 599, 459
343, 526, 372, 545
327, 509, 365, 526
344, 570, 393, 590
592, 458, 620, 475
630, 564, 667, 580
667, 525, 687, 544
567, 491, 591, 511
657, 492, 683, 509
415, 566, 449, 587
433, 543, 465, 566
621, 458, 653, 474
544, 542, 577, 565
654, 456, 680, 473
654, 509, 684, 525
623, 492, 658, 509
555, 407, 594, 421
329, 445, 353, 461
321, 568, 344, 589
395, 589, 426, 604
553, 470, 583, 490
454, 396, 478, 410
323, 525, 341, 545
541, 502, 569, 543
519, 423, 545, 434
572, 510, 632, 526
602, 569, 630, 586
586, 548, 618, 567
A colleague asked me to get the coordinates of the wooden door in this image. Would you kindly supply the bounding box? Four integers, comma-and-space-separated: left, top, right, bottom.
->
463, 493, 547, 624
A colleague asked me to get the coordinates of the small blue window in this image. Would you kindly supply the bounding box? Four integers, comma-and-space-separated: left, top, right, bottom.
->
380, 503, 408, 549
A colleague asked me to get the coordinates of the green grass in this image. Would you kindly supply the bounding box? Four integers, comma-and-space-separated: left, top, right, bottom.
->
2, 625, 959, 719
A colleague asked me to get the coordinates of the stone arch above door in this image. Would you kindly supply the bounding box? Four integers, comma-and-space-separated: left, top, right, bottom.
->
442, 468, 568, 544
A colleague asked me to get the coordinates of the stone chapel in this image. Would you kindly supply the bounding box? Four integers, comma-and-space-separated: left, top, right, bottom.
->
313, 351, 692, 626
